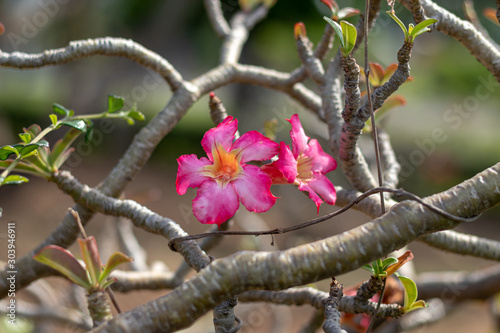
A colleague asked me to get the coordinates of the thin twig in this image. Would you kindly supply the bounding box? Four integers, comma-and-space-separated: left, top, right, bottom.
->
169, 187, 480, 248
69, 208, 87, 239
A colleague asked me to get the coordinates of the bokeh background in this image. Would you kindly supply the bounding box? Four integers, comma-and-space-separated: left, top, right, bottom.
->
0, 0, 499, 332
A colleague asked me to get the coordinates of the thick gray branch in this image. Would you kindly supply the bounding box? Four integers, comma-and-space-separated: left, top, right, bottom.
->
419, 230, 500, 261
0, 37, 183, 90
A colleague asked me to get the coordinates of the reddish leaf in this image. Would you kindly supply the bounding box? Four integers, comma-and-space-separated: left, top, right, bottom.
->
34, 245, 90, 289
385, 250, 414, 276
294, 22, 306, 40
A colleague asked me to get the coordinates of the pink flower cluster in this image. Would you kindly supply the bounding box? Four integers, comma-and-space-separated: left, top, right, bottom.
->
176, 114, 337, 226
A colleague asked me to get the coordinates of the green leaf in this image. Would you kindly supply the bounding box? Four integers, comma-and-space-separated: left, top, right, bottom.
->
340, 20, 357, 56
398, 275, 418, 311
61, 119, 87, 132
0, 145, 20, 160
0, 207, 2, 218
128, 110, 145, 122
99, 251, 133, 284
361, 264, 375, 275
107, 95, 125, 113
78, 236, 102, 287
1, 175, 29, 185
125, 117, 135, 125
381, 257, 398, 270
323, 16, 344, 48
387, 11, 408, 40
410, 18, 438, 39
49, 114, 58, 126
53, 103, 72, 117
49, 128, 82, 169
34, 245, 91, 289
18, 133, 31, 144
406, 299, 427, 312
20, 141, 49, 158
100, 278, 116, 290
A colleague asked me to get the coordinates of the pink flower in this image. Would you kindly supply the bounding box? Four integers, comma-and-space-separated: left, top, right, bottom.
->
176, 116, 279, 226
262, 114, 337, 212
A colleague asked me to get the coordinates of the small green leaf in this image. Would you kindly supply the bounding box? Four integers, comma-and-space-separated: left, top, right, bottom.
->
53, 103, 72, 117
125, 117, 135, 125
410, 18, 438, 39
387, 11, 408, 40
107, 95, 125, 113
78, 236, 102, 287
18, 133, 31, 144
406, 299, 427, 312
99, 251, 133, 284
323, 16, 344, 48
49, 114, 58, 126
61, 119, 87, 132
128, 110, 145, 122
340, 20, 357, 56
34, 245, 91, 289
398, 275, 418, 310
381, 257, 398, 270
1, 175, 29, 185
20, 141, 49, 158
0, 145, 20, 160
362, 264, 375, 275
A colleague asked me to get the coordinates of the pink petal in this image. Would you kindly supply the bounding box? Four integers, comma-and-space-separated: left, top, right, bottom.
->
232, 131, 279, 163
287, 114, 309, 158
233, 165, 277, 213
304, 139, 337, 174
261, 142, 297, 183
201, 116, 237, 160
192, 180, 240, 226
176, 154, 212, 195
260, 164, 289, 184
298, 182, 324, 214
307, 174, 337, 206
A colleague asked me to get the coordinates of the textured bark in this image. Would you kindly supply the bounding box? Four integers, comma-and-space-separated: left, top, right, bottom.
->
296, 35, 325, 85
322, 279, 347, 333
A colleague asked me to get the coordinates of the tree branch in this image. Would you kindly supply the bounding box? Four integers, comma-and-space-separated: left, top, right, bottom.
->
0, 37, 183, 90
204, 0, 231, 38
419, 230, 500, 261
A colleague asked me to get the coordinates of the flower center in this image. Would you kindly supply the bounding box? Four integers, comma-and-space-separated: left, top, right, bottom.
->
296, 154, 314, 181
202, 144, 243, 185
